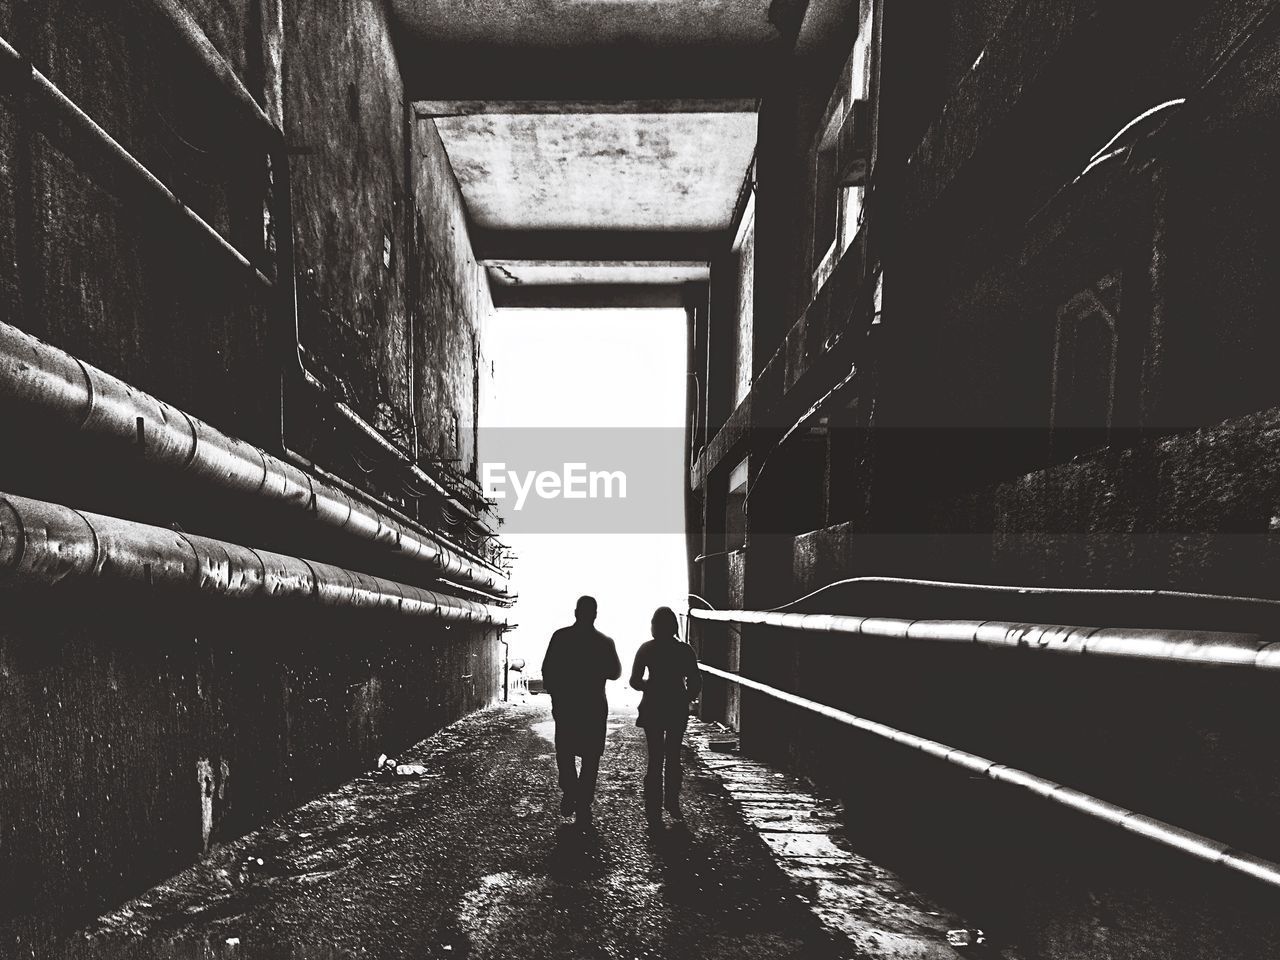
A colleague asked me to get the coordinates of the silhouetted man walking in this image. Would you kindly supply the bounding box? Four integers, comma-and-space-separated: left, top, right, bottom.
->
541, 596, 622, 827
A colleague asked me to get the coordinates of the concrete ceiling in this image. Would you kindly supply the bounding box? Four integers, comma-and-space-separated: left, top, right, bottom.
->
435, 113, 756, 232
392, 0, 781, 50
394, 0, 794, 305
487, 263, 711, 287
432, 111, 754, 302
391, 0, 855, 102
389, 0, 816, 101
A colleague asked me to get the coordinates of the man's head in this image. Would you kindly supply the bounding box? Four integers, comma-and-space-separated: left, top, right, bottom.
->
574, 595, 598, 624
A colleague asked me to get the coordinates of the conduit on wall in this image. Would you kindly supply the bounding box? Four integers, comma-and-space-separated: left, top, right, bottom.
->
0, 492, 508, 626
0, 24, 495, 567
0, 320, 510, 597
689, 608, 1280, 671
699, 662, 1280, 890
0, 35, 273, 290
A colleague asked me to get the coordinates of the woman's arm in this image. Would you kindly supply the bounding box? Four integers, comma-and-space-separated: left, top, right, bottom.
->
684, 644, 703, 699
629, 644, 648, 691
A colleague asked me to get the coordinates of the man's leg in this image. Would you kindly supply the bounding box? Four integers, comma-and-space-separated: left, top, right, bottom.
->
663, 722, 686, 814
644, 726, 665, 818
555, 727, 578, 815
577, 752, 601, 823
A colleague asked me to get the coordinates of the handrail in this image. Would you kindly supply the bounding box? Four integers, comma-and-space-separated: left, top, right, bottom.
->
765, 575, 1280, 614
700, 662, 1280, 890
689, 608, 1280, 671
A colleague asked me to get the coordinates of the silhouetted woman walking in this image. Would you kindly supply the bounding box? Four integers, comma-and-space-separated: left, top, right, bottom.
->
629, 606, 702, 824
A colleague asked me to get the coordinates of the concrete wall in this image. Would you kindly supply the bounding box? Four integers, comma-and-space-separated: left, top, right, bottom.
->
693, 0, 1280, 955
288, 0, 413, 443
731, 203, 755, 407
0, 0, 276, 447
0, 0, 502, 949
286, 0, 492, 479
412, 118, 491, 478
0, 585, 500, 950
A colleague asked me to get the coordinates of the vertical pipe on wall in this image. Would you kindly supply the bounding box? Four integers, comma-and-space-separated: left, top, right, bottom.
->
404, 100, 421, 468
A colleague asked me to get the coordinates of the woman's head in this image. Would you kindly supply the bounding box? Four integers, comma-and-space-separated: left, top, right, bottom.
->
650, 606, 679, 641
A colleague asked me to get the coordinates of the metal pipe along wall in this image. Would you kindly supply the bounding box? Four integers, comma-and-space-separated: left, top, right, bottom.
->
689, 608, 1280, 671
0, 23, 490, 563
699, 663, 1280, 890
0, 492, 507, 626
0, 321, 510, 597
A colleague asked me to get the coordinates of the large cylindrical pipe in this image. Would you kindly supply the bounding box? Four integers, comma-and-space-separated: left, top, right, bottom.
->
0, 320, 510, 596
689, 607, 1277, 671
0, 492, 506, 626
127, 2, 489, 541
0, 32, 503, 589
700, 662, 1280, 890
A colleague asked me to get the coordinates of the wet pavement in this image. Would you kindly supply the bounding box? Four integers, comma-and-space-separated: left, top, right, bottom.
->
70, 696, 861, 960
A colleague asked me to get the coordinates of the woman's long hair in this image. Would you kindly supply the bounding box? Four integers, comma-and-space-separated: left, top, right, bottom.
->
652, 606, 679, 641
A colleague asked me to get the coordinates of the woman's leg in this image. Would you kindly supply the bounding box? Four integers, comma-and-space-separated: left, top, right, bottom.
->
663, 720, 686, 812
644, 725, 666, 816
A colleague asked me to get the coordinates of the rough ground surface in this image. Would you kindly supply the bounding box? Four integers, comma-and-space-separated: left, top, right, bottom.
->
68, 697, 861, 960
686, 721, 993, 960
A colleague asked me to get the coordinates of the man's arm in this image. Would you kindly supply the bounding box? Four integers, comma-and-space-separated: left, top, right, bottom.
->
629, 644, 648, 691
604, 635, 622, 682
541, 633, 560, 696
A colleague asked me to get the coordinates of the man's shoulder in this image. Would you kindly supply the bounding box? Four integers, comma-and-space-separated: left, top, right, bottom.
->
550, 624, 574, 640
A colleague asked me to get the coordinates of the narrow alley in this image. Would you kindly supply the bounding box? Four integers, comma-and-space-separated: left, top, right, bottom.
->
7, 0, 1280, 958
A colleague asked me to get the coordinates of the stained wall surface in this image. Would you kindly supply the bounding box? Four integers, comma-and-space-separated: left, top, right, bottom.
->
689, 1, 1280, 957
0, 0, 503, 949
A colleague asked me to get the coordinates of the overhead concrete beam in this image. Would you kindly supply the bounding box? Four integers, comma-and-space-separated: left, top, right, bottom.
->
473, 229, 723, 264
416, 99, 758, 117
492, 284, 692, 309
401, 47, 781, 103
487, 259, 703, 271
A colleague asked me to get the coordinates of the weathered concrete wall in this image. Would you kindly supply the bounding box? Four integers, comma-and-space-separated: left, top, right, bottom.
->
0, 0, 502, 949
0, 0, 276, 446
287, 0, 411, 444
740, 597, 1280, 960
986, 406, 1280, 598
0, 582, 500, 950
694, 0, 1280, 955
731, 207, 755, 407
940, 0, 1020, 110
285, 0, 491, 476
413, 118, 491, 478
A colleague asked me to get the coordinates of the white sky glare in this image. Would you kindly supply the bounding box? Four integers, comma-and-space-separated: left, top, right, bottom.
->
481, 308, 690, 680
